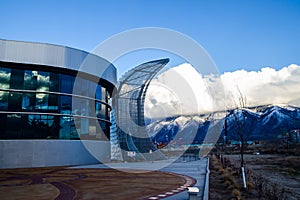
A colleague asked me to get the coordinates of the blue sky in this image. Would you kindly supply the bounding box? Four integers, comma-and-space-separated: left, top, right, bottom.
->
1, 0, 300, 76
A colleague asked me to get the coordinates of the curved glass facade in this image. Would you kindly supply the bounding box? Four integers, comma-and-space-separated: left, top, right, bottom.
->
0, 62, 113, 140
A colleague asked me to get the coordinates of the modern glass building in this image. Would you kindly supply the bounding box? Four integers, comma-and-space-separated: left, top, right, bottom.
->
0, 39, 116, 168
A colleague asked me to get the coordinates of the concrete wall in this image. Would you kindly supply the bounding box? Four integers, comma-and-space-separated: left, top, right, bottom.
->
0, 140, 110, 169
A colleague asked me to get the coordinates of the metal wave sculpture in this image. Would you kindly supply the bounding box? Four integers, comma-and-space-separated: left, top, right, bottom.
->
114, 58, 169, 161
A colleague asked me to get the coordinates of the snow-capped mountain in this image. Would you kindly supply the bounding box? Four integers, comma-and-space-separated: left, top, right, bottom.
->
147, 105, 300, 144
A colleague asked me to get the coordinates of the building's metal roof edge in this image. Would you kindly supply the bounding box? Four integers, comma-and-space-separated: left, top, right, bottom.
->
0, 39, 117, 86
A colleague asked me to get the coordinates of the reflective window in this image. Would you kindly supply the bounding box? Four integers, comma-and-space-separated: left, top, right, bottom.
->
0, 67, 11, 110
6, 114, 21, 138
102, 87, 107, 102
0, 91, 8, 110
95, 85, 102, 100
48, 94, 58, 111
8, 92, 22, 111
60, 74, 74, 94
10, 69, 24, 89
76, 77, 88, 96
60, 95, 71, 114
0, 64, 112, 140
24, 70, 37, 90
88, 81, 97, 98
49, 72, 59, 92
0, 67, 11, 89
36, 93, 48, 110
22, 92, 35, 110
36, 71, 49, 109
59, 116, 79, 139
0, 114, 7, 139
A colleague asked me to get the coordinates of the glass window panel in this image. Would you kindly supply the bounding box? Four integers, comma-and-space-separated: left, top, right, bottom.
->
59, 116, 70, 139
7, 114, 21, 138
99, 120, 108, 140
8, 92, 22, 111
10, 69, 24, 89
70, 117, 79, 140
79, 77, 88, 96
36, 93, 48, 110
73, 97, 89, 117
88, 81, 97, 98
41, 114, 48, 124
60, 95, 71, 114
24, 70, 37, 90
102, 87, 107, 103
48, 94, 58, 110
0, 91, 8, 110
95, 85, 102, 100
0, 67, 11, 89
47, 115, 54, 127
60, 74, 73, 94
80, 117, 89, 135
0, 114, 7, 139
74, 77, 96, 97
49, 73, 59, 92
89, 119, 96, 136
96, 119, 106, 140
37, 71, 50, 92
49, 116, 59, 139
88, 99, 95, 117
22, 93, 35, 110
81, 99, 89, 117
96, 102, 103, 118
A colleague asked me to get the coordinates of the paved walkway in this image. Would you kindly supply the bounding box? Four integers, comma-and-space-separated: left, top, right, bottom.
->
72, 157, 208, 200
162, 158, 208, 200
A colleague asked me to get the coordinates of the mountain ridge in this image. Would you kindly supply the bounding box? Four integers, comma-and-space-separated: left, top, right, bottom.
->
148, 104, 300, 145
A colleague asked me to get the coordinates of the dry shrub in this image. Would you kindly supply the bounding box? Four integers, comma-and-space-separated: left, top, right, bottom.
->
247, 181, 255, 189
226, 167, 233, 173
231, 179, 238, 189
225, 180, 231, 187
218, 167, 225, 173
225, 181, 236, 191
232, 188, 241, 198
222, 171, 230, 181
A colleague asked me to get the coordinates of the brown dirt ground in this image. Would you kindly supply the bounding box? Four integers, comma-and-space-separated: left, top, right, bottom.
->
0, 167, 195, 200
225, 154, 300, 199
209, 155, 266, 200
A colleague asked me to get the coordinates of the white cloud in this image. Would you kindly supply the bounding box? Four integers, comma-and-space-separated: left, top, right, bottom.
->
145, 63, 300, 118
221, 64, 300, 107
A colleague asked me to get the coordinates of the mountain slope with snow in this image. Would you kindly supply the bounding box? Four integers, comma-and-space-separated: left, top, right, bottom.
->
147, 105, 300, 144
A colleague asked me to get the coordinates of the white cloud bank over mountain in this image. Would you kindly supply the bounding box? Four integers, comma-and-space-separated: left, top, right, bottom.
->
145, 63, 300, 118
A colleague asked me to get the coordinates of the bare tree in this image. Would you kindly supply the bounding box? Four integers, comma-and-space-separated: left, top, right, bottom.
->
229, 87, 255, 189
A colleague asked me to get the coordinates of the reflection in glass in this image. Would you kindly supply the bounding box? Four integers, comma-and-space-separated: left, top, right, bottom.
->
60, 74, 74, 94
0, 65, 111, 140
0, 67, 11, 89
22, 93, 35, 110
24, 70, 37, 90
10, 69, 24, 89
0, 91, 8, 110
36, 71, 49, 109
60, 96, 71, 114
